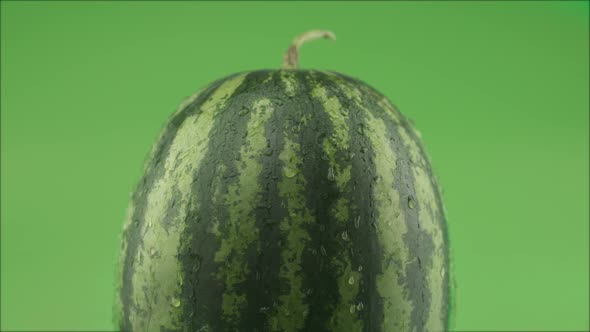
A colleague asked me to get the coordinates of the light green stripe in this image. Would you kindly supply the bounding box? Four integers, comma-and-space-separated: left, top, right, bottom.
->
212, 98, 275, 325
262, 72, 274, 84
116, 88, 206, 327
312, 83, 350, 148
119, 85, 205, 239
331, 195, 350, 223
314, 77, 352, 204
268, 134, 314, 332
126, 74, 246, 331
280, 70, 297, 97
329, 261, 362, 331
364, 102, 414, 331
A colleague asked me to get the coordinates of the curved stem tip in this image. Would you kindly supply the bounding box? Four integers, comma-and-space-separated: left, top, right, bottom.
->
282, 30, 336, 69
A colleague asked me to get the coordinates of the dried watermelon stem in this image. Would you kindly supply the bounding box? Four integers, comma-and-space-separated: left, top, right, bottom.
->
282, 30, 336, 69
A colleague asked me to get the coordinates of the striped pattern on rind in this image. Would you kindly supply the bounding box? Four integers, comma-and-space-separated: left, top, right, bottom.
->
116, 70, 450, 332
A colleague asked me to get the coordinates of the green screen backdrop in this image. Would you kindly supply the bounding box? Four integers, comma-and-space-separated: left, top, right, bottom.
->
1, 1, 588, 331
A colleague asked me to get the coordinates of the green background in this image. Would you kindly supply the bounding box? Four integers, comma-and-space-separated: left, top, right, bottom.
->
1, 1, 588, 331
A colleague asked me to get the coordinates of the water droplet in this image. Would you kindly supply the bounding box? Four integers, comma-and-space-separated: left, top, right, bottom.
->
192, 255, 202, 273
347, 151, 355, 161
354, 215, 361, 229
316, 133, 326, 145
348, 275, 355, 285
149, 248, 159, 257
349, 304, 356, 314
264, 216, 277, 227
195, 324, 210, 332
327, 166, 335, 181
259, 306, 270, 313
341, 231, 349, 241
171, 296, 181, 307
408, 196, 416, 209
319, 224, 325, 232
440, 267, 445, 278
284, 167, 297, 178
238, 107, 250, 116
358, 265, 363, 272
356, 302, 364, 311
147, 221, 153, 228
370, 221, 377, 230
298, 122, 303, 132
357, 123, 365, 135
414, 129, 422, 138
263, 148, 273, 156
320, 245, 327, 256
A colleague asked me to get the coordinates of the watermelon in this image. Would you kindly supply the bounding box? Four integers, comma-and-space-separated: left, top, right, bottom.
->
116, 30, 452, 332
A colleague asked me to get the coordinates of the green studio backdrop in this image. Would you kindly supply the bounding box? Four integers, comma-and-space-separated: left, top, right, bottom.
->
1, 1, 588, 331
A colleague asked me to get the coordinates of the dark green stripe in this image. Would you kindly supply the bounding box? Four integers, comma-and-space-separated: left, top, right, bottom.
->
266, 71, 341, 331
322, 71, 386, 331
237, 71, 290, 330
119, 76, 228, 331
177, 70, 279, 331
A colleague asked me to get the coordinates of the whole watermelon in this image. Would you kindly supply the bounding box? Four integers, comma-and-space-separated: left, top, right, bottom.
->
116, 31, 451, 332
